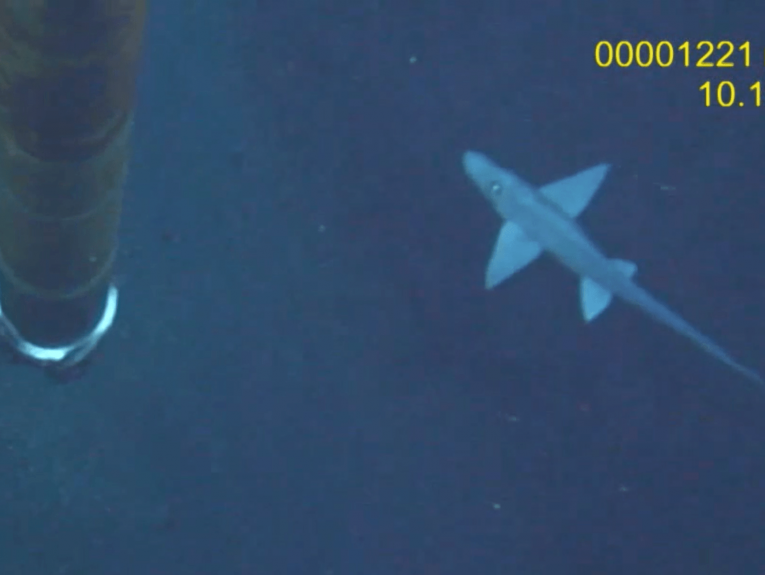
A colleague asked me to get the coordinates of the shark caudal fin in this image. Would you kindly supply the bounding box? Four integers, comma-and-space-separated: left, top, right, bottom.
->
584, 262, 765, 388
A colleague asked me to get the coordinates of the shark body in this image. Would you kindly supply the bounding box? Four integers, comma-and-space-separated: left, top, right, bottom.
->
462, 150, 762, 386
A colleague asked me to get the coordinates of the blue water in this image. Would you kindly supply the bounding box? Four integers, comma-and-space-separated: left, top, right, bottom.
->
1, 0, 764, 573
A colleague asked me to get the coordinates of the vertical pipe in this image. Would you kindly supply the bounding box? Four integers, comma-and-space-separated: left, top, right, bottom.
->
0, 0, 145, 365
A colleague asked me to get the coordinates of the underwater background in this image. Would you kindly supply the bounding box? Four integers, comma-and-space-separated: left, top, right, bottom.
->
1, 0, 764, 573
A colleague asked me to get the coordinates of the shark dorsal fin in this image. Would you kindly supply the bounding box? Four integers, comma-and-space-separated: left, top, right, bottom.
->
539, 164, 611, 218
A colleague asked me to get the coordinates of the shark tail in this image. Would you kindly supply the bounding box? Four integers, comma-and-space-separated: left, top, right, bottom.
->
619, 279, 764, 388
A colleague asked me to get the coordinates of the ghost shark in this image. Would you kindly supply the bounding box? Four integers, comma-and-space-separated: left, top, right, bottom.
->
462, 150, 763, 386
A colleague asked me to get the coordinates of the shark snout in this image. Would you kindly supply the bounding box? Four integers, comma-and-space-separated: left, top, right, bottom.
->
462, 150, 499, 194
462, 150, 491, 179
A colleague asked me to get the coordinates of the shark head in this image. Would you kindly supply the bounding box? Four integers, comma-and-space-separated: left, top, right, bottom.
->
463, 151, 535, 218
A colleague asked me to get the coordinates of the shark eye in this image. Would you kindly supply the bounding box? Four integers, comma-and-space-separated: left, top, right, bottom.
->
490, 182, 502, 197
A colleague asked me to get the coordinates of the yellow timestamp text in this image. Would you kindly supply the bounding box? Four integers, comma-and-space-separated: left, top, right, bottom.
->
595, 40, 756, 68
699, 81, 762, 107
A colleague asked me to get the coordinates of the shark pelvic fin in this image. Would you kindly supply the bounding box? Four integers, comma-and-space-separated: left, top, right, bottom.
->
580, 258, 637, 322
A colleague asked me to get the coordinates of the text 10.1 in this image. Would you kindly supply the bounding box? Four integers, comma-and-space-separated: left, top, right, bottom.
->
699, 81, 761, 107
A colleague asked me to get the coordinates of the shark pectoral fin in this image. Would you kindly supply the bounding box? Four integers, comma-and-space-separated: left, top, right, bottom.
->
611, 258, 637, 278
485, 221, 542, 289
580, 277, 613, 322
539, 164, 611, 218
